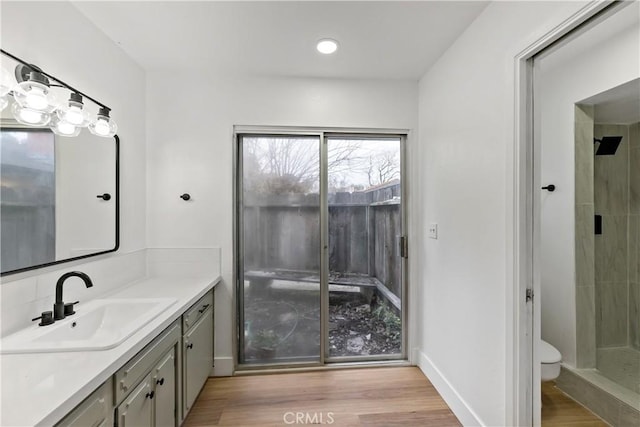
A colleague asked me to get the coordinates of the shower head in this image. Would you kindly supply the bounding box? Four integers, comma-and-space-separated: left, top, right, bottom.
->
594, 136, 622, 156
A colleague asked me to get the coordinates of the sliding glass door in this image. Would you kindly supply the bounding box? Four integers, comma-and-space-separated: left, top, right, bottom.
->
237, 131, 405, 367
238, 135, 321, 365
326, 136, 403, 361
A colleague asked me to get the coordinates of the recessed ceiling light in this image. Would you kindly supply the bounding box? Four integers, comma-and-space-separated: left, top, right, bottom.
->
316, 39, 339, 55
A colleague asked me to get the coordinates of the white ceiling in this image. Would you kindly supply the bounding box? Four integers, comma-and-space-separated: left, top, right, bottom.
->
72, 1, 488, 80
582, 78, 640, 124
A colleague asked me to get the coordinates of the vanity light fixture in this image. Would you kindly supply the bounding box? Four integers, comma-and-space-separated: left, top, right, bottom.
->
12, 65, 58, 113
50, 115, 81, 137
316, 38, 339, 54
89, 107, 117, 137
11, 102, 51, 126
57, 93, 90, 127
0, 48, 118, 138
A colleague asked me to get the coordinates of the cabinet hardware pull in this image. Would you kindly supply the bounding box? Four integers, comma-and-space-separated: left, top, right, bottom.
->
198, 304, 210, 313
187, 343, 194, 349
146, 391, 155, 399
157, 378, 164, 386
96, 193, 111, 200
541, 185, 556, 192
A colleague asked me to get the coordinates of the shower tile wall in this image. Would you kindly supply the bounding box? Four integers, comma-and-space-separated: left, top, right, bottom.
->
630, 122, 640, 350
594, 123, 638, 349
575, 105, 596, 368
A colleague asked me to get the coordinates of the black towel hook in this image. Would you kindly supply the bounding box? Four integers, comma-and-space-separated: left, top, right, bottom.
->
180, 193, 191, 201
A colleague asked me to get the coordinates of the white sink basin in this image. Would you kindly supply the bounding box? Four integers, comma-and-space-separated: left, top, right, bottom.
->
0, 298, 176, 354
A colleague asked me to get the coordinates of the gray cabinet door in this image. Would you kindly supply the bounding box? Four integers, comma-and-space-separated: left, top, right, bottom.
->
183, 307, 213, 413
153, 348, 176, 427
116, 373, 153, 427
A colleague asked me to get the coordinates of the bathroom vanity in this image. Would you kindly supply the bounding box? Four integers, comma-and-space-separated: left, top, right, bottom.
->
0, 275, 219, 427
0, 40, 220, 427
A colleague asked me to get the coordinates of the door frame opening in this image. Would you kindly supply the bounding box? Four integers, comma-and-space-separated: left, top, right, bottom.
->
512, 2, 628, 425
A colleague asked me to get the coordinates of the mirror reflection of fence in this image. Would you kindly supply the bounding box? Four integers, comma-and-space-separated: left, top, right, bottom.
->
0, 50, 119, 275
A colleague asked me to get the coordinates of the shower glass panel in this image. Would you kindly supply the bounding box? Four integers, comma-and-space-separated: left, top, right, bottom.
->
238, 135, 321, 365
593, 122, 640, 396
326, 136, 403, 360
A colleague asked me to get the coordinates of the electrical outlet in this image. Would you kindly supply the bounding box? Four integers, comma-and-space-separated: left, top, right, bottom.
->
428, 223, 438, 239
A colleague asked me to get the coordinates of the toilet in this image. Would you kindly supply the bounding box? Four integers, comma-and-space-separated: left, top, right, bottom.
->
540, 340, 562, 381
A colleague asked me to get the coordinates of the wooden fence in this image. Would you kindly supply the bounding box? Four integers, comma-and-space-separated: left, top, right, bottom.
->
243, 182, 401, 298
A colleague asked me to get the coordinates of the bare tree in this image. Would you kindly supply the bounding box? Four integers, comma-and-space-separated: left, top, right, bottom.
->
243, 137, 364, 194
365, 150, 400, 186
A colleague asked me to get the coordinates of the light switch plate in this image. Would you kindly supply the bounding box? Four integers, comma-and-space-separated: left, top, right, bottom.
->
428, 223, 438, 239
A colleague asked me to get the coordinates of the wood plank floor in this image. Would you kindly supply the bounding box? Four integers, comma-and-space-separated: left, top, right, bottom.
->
183, 367, 461, 426
541, 381, 608, 426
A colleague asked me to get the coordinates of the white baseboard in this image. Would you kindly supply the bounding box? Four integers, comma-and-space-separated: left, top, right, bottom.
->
417, 350, 485, 426
212, 356, 234, 376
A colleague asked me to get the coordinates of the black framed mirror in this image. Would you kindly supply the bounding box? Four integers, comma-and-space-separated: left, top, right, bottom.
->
0, 51, 119, 275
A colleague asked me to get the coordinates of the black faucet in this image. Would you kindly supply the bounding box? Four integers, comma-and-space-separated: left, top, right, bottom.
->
53, 271, 93, 320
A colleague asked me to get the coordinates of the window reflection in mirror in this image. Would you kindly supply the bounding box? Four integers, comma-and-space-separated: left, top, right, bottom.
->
1, 128, 55, 271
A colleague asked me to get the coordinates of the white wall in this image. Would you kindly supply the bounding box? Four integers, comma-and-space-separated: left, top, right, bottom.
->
415, 2, 590, 425
146, 73, 418, 373
0, 2, 146, 330
536, 3, 639, 367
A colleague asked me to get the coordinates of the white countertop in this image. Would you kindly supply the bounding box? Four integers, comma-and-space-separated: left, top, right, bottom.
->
0, 274, 220, 427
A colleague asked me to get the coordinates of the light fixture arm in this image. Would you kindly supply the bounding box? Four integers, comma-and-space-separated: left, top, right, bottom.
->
14, 64, 49, 86
1, 48, 111, 111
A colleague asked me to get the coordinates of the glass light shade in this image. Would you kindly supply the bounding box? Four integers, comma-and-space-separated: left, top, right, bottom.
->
11, 102, 51, 126
57, 103, 90, 127
0, 66, 15, 97
50, 115, 81, 137
0, 95, 7, 112
88, 114, 117, 137
13, 80, 58, 113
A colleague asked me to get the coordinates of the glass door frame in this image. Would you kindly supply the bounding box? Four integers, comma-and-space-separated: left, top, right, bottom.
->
233, 126, 408, 370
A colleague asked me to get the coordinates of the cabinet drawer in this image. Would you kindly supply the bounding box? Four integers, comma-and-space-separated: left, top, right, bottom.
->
183, 290, 213, 331
115, 321, 180, 404
56, 378, 112, 427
